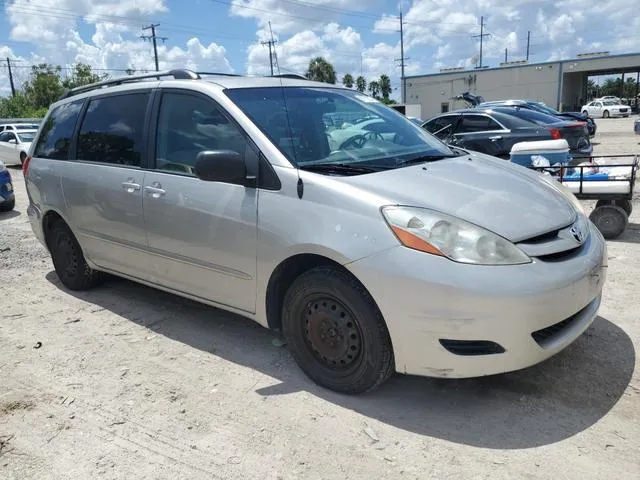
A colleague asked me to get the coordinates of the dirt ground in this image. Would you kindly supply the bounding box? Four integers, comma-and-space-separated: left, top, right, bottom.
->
1, 116, 639, 480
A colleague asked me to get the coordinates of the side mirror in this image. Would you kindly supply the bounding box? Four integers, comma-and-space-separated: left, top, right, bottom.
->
8, 139, 17, 144
194, 150, 248, 184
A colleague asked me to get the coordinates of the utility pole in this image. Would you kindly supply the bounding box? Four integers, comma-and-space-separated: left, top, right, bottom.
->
394, 10, 408, 103
6, 58, 15, 97
261, 39, 277, 76
504, 48, 508, 63
141, 24, 167, 72
472, 16, 490, 69
526, 30, 531, 61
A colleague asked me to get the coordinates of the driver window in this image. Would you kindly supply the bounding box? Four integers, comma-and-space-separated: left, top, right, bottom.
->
155, 92, 248, 176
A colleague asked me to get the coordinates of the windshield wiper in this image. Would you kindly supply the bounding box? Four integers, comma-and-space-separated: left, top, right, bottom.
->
395, 154, 460, 167
299, 163, 385, 174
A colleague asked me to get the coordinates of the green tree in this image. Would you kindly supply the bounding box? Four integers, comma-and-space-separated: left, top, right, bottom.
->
305, 57, 337, 84
342, 73, 354, 88
355, 75, 366, 93
0, 92, 48, 118
379, 74, 392, 100
62, 64, 108, 90
22, 64, 64, 110
368, 80, 380, 98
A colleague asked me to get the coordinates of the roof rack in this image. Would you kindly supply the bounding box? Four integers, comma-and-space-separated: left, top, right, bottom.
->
58, 69, 207, 100
271, 73, 309, 80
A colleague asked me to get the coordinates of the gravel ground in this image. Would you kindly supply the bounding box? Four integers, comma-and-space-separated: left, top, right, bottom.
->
1, 116, 639, 480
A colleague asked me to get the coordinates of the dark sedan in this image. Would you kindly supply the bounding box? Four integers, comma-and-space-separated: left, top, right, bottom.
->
422, 107, 592, 159
479, 100, 597, 137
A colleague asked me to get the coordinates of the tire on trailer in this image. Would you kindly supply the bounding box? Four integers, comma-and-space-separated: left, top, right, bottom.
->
589, 204, 628, 239
48, 220, 104, 290
282, 266, 394, 394
0, 198, 15, 212
595, 199, 633, 216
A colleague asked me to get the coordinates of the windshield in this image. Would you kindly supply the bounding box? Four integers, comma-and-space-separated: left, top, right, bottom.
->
225, 87, 454, 168
497, 108, 564, 126
17, 132, 36, 142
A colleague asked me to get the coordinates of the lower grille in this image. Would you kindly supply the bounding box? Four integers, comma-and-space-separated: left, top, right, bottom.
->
439, 339, 505, 356
531, 304, 587, 347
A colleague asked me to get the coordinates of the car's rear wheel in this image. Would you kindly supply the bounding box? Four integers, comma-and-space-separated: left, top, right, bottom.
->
282, 267, 394, 394
49, 220, 104, 290
19, 152, 27, 165
589, 204, 628, 239
603, 110, 610, 118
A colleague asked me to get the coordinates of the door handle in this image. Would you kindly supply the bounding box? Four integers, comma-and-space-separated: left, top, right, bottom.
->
121, 181, 141, 193
144, 185, 166, 198
489, 135, 503, 141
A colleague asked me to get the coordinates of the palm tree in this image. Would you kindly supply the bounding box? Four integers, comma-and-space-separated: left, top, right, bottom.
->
368, 81, 380, 98
379, 75, 392, 100
305, 57, 337, 84
356, 75, 366, 93
342, 73, 354, 88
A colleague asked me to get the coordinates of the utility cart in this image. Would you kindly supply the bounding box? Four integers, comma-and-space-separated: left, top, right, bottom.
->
510, 140, 638, 239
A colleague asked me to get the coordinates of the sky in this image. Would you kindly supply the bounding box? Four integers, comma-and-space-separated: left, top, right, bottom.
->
0, 0, 639, 98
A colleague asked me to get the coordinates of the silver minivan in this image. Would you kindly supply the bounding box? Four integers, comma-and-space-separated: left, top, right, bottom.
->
24, 70, 607, 394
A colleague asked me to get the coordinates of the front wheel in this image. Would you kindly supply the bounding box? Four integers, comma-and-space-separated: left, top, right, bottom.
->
282, 267, 394, 394
20, 152, 27, 165
603, 110, 610, 118
582, 110, 589, 116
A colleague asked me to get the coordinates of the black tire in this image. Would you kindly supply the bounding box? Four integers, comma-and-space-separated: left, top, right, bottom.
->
20, 152, 27, 165
49, 220, 104, 290
589, 205, 628, 239
603, 110, 610, 119
594, 199, 632, 216
0, 198, 15, 212
282, 267, 394, 394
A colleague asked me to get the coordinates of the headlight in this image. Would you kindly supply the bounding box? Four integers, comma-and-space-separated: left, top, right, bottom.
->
537, 173, 585, 215
381, 206, 531, 265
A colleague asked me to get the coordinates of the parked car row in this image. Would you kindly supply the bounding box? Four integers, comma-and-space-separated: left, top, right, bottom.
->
422, 105, 592, 159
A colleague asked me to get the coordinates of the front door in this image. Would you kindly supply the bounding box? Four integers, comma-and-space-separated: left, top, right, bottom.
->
142, 90, 258, 313
58, 91, 153, 279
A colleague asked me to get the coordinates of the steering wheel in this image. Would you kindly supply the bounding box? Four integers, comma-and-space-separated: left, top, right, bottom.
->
363, 131, 384, 142
339, 134, 367, 150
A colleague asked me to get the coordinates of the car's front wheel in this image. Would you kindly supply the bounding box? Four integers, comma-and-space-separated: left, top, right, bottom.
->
49, 220, 104, 290
20, 152, 27, 165
282, 267, 394, 394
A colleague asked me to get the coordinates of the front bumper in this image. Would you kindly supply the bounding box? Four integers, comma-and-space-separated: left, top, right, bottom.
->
347, 222, 607, 378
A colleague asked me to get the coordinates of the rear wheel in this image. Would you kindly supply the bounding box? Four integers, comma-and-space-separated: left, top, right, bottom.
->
589, 205, 628, 239
49, 220, 104, 290
603, 110, 610, 118
282, 267, 394, 394
19, 152, 27, 165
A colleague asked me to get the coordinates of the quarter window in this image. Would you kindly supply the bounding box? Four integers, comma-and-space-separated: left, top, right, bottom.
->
33, 101, 83, 160
154, 92, 248, 176
76, 93, 149, 167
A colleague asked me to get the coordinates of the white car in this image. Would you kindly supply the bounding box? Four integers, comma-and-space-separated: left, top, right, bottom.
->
581, 100, 630, 118
0, 129, 37, 165
0, 123, 40, 133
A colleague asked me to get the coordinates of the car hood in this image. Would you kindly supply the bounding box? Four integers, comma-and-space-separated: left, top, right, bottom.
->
340, 153, 577, 242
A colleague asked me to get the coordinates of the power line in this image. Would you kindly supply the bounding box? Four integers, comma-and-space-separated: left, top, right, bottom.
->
141, 24, 167, 72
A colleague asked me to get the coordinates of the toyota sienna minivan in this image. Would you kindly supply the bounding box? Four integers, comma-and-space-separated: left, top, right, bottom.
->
24, 70, 607, 394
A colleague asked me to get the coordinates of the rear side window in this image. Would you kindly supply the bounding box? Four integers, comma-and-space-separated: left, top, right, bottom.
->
77, 93, 149, 167
33, 101, 83, 160
457, 115, 502, 133
424, 116, 457, 135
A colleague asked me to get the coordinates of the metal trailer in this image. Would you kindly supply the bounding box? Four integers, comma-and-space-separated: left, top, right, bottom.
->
532, 154, 638, 239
